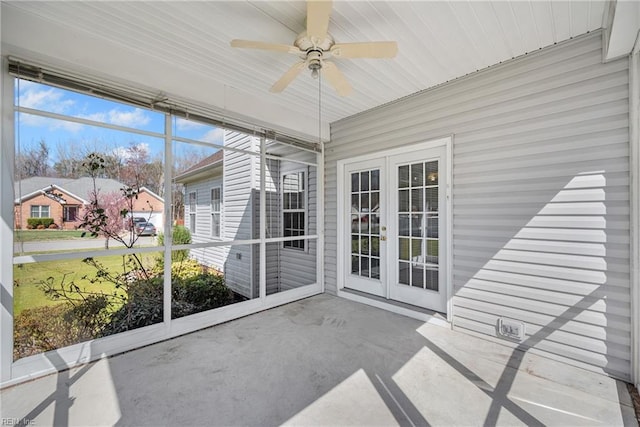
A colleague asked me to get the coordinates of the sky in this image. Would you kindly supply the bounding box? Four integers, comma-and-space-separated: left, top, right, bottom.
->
15, 79, 224, 165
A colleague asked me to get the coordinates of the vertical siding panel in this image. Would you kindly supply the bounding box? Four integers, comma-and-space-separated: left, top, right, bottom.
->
325, 32, 631, 379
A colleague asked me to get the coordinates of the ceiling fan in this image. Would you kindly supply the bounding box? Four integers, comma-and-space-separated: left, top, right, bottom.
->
230, 0, 398, 96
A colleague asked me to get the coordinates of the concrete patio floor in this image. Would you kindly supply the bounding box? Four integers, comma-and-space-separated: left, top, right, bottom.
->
1, 294, 637, 426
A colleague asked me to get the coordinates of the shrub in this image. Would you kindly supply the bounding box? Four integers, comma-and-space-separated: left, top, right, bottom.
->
104, 276, 164, 335
157, 225, 192, 265
172, 273, 233, 317
13, 298, 108, 360
27, 218, 55, 229
48, 223, 59, 229
171, 258, 206, 280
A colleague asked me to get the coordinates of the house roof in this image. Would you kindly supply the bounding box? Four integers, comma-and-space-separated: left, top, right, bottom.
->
174, 151, 223, 183
14, 176, 132, 204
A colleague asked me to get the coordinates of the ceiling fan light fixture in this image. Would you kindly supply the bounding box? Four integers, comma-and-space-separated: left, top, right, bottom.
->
230, 0, 398, 95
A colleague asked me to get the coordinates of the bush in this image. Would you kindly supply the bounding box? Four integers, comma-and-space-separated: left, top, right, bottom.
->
13, 298, 108, 360
171, 258, 206, 280
103, 276, 164, 335
27, 218, 55, 229
157, 225, 192, 264
105, 267, 233, 329
48, 223, 59, 229
173, 273, 232, 316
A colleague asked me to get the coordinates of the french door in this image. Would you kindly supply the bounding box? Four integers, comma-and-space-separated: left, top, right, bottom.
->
343, 146, 447, 313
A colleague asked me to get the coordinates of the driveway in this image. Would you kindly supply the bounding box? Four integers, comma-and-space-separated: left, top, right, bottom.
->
14, 236, 158, 254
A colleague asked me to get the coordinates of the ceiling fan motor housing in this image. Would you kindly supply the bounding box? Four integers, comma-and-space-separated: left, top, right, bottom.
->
295, 31, 334, 53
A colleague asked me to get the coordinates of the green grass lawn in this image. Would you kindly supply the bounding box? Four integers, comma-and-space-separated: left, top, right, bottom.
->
14, 230, 92, 242
13, 253, 157, 315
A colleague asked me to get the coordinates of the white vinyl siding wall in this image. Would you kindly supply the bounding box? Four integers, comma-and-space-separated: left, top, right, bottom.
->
220, 132, 255, 298
326, 32, 631, 380
279, 158, 317, 292
186, 177, 227, 273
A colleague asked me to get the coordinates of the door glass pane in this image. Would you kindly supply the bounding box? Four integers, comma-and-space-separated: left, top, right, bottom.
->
371, 170, 380, 191
399, 190, 409, 212
411, 213, 423, 237
427, 216, 438, 238
371, 258, 380, 279
352, 255, 359, 274
399, 262, 410, 285
411, 163, 424, 187
426, 161, 438, 185
426, 187, 438, 212
351, 173, 359, 192
371, 191, 380, 213
371, 214, 380, 234
351, 235, 359, 254
361, 237, 370, 255
399, 214, 410, 237
360, 171, 369, 192
360, 257, 370, 278
360, 215, 370, 233
411, 188, 423, 213
371, 237, 380, 257
399, 238, 410, 261
411, 266, 425, 288
397, 160, 439, 291
361, 193, 370, 212
426, 268, 439, 291
399, 165, 409, 188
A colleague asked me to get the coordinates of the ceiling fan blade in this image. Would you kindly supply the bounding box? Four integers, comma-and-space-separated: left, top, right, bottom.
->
270, 62, 306, 93
330, 42, 398, 59
231, 39, 302, 54
307, 0, 333, 42
321, 61, 352, 97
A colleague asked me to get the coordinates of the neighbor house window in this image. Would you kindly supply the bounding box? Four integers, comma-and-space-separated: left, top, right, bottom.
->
211, 186, 221, 238
63, 206, 78, 222
188, 191, 196, 234
30, 205, 50, 218
283, 171, 305, 250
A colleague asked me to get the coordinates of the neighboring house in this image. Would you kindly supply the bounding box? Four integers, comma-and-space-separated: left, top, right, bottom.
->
13, 176, 165, 232
175, 132, 317, 299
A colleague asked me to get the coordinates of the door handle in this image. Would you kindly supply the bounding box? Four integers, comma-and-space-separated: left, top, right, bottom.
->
380, 236, 387, 241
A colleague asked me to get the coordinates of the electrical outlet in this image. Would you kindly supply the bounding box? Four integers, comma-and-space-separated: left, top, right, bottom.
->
497, 318, 525, 341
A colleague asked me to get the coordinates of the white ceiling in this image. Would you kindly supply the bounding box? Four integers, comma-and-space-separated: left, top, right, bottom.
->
1, 1, 612, 141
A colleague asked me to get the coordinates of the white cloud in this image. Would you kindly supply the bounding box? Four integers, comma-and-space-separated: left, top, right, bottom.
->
19, 86, 75, 113
107, 108, 150, 127
17, 81, 151, 133
201, 128, 224, 145
176, 118, 206, 131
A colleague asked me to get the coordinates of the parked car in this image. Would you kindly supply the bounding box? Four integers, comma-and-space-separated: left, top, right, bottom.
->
127, 216, 147, 231
135, 222, 157, 236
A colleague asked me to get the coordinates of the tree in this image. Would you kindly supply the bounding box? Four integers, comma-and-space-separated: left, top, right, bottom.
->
80, 152, 146, 251
16, 140, 51, 178
96, 192, 128, 249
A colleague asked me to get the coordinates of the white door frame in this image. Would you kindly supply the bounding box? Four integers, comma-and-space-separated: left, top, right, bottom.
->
336, 136, 453, 322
